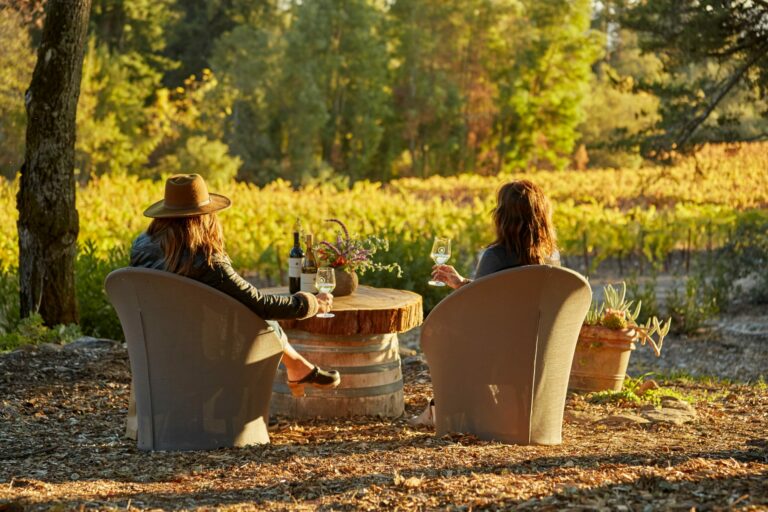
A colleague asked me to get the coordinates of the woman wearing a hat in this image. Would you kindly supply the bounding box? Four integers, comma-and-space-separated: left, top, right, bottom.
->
130, 174, 340, 395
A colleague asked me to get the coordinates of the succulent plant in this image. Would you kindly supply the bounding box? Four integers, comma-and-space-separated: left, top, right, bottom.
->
583, 282, 672, 357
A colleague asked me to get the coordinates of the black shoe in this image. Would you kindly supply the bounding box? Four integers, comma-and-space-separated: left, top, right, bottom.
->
288, 366, 341, 397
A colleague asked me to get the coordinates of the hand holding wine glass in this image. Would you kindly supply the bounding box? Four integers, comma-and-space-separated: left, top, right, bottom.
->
428, 236, 451, 286
315, 267, 336, 318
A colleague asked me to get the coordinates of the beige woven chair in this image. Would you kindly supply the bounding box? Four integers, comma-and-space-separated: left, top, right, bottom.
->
420, 265, 591, 445
105, 267, 284, 451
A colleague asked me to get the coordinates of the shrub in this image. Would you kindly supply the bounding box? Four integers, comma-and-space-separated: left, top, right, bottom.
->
714, 211, 768, 304
0, 313, 81, 352
626, 273, 661, 325
0, 268, 19, 335
75, 241, 129, 340
664, 273, 721, 335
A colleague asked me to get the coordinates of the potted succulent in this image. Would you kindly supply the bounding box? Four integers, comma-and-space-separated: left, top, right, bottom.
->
315, 219, 401, 296
569, 282, 671, 392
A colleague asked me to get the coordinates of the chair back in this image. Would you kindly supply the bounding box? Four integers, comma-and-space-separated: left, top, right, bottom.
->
421, 265, 591, 445
105, 267, 283, 451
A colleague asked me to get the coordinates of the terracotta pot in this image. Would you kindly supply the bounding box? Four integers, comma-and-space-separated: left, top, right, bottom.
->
568, 325, 637, 392
333, 269, 358, 297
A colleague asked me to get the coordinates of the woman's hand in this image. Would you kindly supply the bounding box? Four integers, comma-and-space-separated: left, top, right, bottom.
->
431, 265, 469, 289
316, 292, 334, 314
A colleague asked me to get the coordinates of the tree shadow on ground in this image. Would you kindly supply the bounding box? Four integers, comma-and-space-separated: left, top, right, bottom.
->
10, 463, 767, 510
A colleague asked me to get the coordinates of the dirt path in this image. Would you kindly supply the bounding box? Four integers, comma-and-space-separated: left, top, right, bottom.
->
1, 337, 766, 510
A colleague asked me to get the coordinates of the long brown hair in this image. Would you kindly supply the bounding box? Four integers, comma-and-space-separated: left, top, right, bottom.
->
491, 180, 557, 265
147, 213, 225, 275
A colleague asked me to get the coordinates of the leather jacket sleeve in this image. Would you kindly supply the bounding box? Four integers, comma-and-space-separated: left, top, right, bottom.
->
130, 232, 316, 320
198, 256, 318, 320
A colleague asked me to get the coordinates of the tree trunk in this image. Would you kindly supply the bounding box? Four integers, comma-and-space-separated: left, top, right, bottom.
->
17, 0, 92, 326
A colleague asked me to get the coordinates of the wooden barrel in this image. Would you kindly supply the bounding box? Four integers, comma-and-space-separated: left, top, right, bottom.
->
271, 329, 404, 418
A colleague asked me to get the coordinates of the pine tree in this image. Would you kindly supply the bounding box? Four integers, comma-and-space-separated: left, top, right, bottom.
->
623, 0, 768, 153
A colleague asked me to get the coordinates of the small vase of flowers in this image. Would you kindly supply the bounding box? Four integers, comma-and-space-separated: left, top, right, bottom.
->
315, 219, 401, 296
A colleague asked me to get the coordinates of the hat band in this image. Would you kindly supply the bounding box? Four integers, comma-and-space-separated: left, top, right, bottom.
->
164, 198, 212, 210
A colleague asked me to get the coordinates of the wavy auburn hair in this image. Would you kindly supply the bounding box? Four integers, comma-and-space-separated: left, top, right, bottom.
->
491, 180, 557, 265
147, 213, 225, 276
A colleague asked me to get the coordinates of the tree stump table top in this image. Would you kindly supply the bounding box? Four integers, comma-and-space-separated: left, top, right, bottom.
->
263, 285, 423, 336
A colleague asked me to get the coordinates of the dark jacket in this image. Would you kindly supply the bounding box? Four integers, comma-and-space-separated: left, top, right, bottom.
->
474, 244, 521, 279
130, 232, 317, 320
474, 244, 561, 279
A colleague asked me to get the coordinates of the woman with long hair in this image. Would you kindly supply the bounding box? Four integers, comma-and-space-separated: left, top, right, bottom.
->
410, 179, 558, 426
431, 179, 558, 288
130, 174, 340, 396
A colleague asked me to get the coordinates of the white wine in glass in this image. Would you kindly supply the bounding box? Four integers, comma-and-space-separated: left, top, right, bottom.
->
315, 267, 336, 318
428, 236, 451, 286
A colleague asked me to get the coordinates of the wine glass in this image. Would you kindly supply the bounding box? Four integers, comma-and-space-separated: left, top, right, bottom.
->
428, 236, 451, 286
315, 267, 336, 318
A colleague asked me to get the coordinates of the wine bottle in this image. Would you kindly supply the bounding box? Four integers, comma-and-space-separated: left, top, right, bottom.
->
300, 233, 318, 293
288, 219, 304, 294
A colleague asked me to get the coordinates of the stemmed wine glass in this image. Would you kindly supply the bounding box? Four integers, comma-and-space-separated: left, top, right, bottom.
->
315, 267, 336, 318
428, 236, 451, 286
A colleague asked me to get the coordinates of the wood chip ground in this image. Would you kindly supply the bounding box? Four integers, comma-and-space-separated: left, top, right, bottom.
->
1, 312, 766, 511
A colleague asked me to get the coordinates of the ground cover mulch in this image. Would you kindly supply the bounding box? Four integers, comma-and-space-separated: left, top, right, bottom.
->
1, 322, 767, 511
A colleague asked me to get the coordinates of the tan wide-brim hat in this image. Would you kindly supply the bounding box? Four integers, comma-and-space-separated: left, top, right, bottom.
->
143, 174, 231, 218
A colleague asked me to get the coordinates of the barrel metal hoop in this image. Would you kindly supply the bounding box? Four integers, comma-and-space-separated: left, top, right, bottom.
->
330, 360, 402, 374
277, 359, 401, 374
273, 378, 403, 397
290, 339, 394, 354
285, 330, 397, 342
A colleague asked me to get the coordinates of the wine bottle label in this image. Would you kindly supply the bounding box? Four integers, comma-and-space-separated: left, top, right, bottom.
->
300, 272, 318, 293
288, 258, 302, 278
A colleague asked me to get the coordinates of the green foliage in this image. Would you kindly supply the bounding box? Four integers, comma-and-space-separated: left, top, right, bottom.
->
664, 274, 721, 335
0, 10, 35, 178
0, 314, 81, 353
587, 373, 694, 407
157, 135, 242, 186
1, 158, 767, 335
5, 0, 768, 180
579, 31, 662, 168
271, 0, 391, 182
162, 0, 238, 87
388, 0, 469, 178
495, 0, 603, 170
0, 268, 20, 335
75, 241, 129, 340
712, 211, 768, 304
76, 42, 159, 179
626, 274, 661, 325
623, 0, 768, 154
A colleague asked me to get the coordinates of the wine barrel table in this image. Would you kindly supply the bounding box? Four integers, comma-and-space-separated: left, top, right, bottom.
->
265, 285, 423, 419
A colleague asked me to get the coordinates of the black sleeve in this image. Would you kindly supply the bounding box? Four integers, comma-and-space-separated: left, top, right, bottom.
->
202, 257, 314, 320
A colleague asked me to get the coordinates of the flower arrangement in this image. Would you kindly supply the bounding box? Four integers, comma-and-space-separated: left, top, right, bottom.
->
584, 282, 672, 356
316, 219, 402, 277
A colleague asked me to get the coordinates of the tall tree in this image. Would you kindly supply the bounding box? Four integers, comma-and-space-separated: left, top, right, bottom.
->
389, 0, 467, 178
17, 0, 91, 325
73, 0, 176, 181
211, 1, 287, 183
624, 0, 768, 153
280, 0, 390, 182
493, 0, 602, 171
